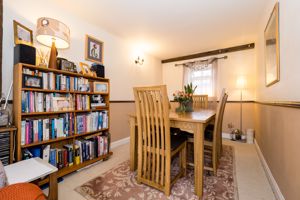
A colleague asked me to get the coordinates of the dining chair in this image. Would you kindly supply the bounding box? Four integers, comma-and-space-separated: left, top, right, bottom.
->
192, 94, 208, 109
183, 90, 228, 174
133, 85, 187, 196
204, 92, 228, 173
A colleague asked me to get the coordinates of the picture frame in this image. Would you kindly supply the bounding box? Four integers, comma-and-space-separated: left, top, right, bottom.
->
92, 82, 109, 94
79, 62, 92, 75
13, 20, 33, 46
264, 2, 280, 87
22, 74, 43, 89
85, 35, 103, 64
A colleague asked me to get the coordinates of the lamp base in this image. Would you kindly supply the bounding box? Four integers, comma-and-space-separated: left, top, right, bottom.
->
48, 41, 57, 69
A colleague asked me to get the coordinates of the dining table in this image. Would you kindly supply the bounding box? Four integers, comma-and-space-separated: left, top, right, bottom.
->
128, 108, 216, 197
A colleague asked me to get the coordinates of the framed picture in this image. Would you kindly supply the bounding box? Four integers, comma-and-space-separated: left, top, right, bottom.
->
22, 74, 43, 89
85, 35, 103, 64
13, 20, 33, 46
265, 2, 280, 87
93, 82, 109, 94
79, 62, 92, 75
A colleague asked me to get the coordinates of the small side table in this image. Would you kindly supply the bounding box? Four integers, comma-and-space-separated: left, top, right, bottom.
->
0, 126, 17, 164
4, 157, 58, 200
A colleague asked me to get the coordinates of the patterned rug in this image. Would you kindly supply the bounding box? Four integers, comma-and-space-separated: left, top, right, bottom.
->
75, 145, 238, 200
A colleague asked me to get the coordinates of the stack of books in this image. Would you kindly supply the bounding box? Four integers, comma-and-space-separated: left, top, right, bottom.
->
21, 113, 74, 145
0, 132, 10, 165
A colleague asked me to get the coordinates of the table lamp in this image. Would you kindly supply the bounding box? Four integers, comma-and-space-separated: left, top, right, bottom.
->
36, 17, 70, 69
236, 76, 247, 135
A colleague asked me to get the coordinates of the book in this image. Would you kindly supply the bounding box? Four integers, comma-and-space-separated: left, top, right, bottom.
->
42, 145, 50, 162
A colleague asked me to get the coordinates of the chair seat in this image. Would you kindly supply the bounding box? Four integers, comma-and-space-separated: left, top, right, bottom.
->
180, 124, 215, 142
171, 134, 187, 151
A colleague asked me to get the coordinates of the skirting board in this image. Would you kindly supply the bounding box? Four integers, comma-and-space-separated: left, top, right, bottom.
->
222, 132, 232, 139
111, 136, 130, 149
254, 139, 285, 200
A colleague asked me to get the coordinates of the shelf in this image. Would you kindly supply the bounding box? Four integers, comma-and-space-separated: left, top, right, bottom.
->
37, 151, 113, 186
21, 135, 75, 148
21, 110, 76, 116
74, 129, 109, 138
74, 107, 109, 113
20, 129, 109, 148
22, 87, 109, 95
21, 63, 109, 82
22, 88, 71, 94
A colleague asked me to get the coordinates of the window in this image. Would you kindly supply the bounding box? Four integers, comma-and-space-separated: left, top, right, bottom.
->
183, 63, 217, 97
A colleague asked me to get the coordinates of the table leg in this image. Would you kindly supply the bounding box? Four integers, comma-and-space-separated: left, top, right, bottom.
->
48, 171, 58, 200
129, 117, 136, 171
194, 123, 204, 197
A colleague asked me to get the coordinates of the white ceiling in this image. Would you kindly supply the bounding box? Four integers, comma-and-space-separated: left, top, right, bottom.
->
54, 0, 269, 60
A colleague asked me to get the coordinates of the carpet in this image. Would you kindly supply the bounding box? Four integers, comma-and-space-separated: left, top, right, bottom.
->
75, 145, 238, 200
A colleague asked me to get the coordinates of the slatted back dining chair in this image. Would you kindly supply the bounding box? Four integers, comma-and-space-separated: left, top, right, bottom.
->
211, 92, 228, 173
133, 85, 187, 196
192, 95, 208, 109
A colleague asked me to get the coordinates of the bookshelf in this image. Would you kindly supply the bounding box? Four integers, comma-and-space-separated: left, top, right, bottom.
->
13, 63, 112, 184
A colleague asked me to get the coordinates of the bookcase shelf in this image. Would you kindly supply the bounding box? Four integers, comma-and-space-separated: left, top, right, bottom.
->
13, 63, 112, 185
38, 151, 113, 186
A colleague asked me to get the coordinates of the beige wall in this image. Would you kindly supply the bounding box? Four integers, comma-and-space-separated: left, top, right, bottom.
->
254, 104, 300, 200
255, 1, 300, 200
110, 103, 135, 142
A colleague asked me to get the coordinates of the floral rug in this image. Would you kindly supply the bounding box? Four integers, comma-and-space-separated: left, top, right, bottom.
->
75, 145, 238, 200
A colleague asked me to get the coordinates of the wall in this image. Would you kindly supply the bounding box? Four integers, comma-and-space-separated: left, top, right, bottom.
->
163, 49, 256, 133
3, 0, 162, 141
255, 0, 300, 200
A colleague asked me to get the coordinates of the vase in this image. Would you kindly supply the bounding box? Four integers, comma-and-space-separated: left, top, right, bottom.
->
176, 101, 193, 113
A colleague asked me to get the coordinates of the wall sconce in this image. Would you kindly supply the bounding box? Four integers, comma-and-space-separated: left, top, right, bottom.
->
135, 56, 144, 65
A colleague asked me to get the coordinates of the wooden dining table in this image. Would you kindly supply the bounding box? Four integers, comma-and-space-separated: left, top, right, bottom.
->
128, 108, 216, 197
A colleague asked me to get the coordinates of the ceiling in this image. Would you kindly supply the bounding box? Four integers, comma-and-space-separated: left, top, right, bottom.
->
54, 0, 269, 60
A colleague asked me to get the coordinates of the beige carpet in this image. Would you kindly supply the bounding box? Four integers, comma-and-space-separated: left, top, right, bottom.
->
75, 145, 238, 200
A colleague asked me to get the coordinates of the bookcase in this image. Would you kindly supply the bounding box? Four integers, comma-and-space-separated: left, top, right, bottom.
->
13, 63, 112, 185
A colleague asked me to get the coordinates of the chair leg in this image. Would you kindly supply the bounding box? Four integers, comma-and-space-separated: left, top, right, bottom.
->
182, 143, 187, 176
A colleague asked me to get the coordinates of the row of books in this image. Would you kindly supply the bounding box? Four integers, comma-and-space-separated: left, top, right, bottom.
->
21, 114, 74, 145
76, 95, 91, 110
22, 91, 75, 113
23, 68, 90, 92
22, 134, 110, 169
77, 111, 109, 133
75, 135, 110, 163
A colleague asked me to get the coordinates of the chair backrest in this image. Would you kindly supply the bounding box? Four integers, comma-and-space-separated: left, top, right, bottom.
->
133, 85, 171, 186
213, 89, 227, 156
212, 91, 228, 162
192, 95, 208, 109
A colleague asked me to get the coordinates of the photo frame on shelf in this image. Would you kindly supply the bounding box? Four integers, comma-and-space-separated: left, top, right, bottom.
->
22, 74, 43, 89
93, 82, 109, 94
13, 20, 33, 46
265, 2, 280, 87
79, 62, 92, 75
85, 35, 103, 64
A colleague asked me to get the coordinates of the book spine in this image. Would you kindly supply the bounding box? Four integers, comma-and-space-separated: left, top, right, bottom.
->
21, 121, 26, 145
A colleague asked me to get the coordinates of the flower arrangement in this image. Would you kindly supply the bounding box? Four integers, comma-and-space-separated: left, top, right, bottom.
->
173, 83, 197, 112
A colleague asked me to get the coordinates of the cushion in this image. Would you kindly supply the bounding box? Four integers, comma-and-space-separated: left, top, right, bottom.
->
0, 183, 46, 200
179, 124, 215, 141
0, 160, 7, 188
171, 134, 187, 151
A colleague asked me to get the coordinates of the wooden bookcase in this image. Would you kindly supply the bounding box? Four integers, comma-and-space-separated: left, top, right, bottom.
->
13, 63, 112, 184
